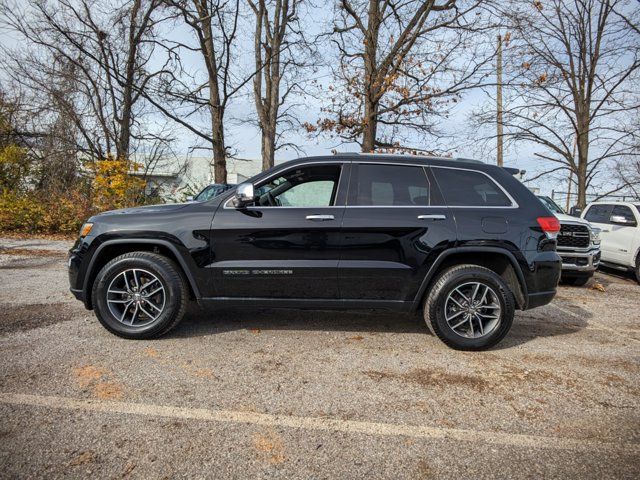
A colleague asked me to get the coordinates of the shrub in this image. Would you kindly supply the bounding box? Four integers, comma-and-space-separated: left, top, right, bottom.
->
0, 188, 92, 235
90, 158, 145, 212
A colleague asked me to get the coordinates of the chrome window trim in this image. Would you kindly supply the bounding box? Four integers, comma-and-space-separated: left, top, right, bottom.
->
223, 160, 519, 210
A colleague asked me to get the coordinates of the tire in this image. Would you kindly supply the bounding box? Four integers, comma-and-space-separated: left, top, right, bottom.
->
92, 252, 188, 339
424, 265, 515, 351
635, 257, 640, 285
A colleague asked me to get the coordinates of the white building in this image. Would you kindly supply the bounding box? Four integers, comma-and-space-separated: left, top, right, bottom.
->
133, 156, 264, 201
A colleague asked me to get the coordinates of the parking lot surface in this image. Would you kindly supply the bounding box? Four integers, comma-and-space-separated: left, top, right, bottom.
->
0, 238, 638, 479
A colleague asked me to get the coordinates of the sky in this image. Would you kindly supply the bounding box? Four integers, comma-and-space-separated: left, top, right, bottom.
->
0, 1, 568, 199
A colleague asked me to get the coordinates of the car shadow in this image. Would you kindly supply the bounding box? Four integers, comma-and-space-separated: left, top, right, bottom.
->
495, 305, 591, 350
165, 300, 592, 350
169, 306, 427, 338
596, 266, 637, 285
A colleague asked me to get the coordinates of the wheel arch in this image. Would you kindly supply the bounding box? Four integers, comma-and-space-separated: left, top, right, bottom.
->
412, 247, 528, 312
83, 239, 200, 310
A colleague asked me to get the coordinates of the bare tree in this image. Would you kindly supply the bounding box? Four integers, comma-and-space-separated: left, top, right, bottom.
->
0, 0, 170, 163
473, 0, 640, 207
150, 0, 252, 183
248, 0, 312, 170
305, 0, 490, 153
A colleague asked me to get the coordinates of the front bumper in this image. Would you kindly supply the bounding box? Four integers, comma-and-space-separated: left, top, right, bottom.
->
558, 248, 601, 273
68, 236, 93, 309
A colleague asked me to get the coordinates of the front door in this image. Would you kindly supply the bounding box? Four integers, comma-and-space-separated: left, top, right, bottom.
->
604, 204, 639, 265
584, 204, 616, 262
209, 162, 348, 299
338, 163, 456, 303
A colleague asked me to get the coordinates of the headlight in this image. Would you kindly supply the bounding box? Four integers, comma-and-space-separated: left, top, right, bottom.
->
590, 227, 600, 244
79, 223, 94, 238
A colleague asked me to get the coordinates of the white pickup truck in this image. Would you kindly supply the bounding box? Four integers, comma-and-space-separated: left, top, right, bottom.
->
581, 202, 640, 284
537, 196, 601, 286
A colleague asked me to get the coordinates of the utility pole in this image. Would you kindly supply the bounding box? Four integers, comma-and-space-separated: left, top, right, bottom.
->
496, 34, 504, 167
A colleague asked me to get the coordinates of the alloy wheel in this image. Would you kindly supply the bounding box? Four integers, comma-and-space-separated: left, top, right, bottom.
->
444, 281, 502, 339
106, 268, 166, 327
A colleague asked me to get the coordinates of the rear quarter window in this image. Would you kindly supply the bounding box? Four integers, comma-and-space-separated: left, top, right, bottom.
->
431, 167, 512, 207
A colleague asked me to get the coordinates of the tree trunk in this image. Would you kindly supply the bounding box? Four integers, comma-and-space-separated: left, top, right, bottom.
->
261, 125, 275, 171
361, 0, 380, 152
576, 134, 589, 209
211, 108, 227, 183
362, 97, 377, 152
199, 1, 227, 184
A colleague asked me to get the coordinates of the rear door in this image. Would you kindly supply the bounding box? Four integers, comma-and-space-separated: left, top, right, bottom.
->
338, 163, 456, 303
210, 162, 348, 299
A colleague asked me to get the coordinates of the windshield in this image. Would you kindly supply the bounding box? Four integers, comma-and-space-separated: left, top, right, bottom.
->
195, 184, 229, 201
538, 196, 565, 214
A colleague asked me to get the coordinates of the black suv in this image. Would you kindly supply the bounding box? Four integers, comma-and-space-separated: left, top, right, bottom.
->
69, 154, 561, 350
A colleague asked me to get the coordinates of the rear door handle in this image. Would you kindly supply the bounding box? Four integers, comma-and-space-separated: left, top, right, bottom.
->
417, 214, 446, 221
306, 214, 335, 221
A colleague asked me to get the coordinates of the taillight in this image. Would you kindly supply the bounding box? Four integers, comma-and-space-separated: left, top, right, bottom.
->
537, 216, 560, 239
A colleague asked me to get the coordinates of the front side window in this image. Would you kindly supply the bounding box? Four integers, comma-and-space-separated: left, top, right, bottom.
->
432, 167, 511, 207
254, 165, 341, 207
350, 164, 430, 206
584, 204, 614, 224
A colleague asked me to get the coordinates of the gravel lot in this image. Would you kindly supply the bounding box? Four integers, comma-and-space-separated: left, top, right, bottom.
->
0, 237, 638, 479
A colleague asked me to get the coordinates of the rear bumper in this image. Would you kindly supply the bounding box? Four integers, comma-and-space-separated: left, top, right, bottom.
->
522, 250, 561, 310
525, 290, 556, 309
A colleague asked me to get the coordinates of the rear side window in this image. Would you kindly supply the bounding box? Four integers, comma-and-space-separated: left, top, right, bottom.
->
432, 167, 511, 207
350, 164, 430, 206
584, 204, 614, 223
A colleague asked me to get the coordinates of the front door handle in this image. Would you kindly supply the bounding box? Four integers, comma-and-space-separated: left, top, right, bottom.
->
306, 214, 335, 221
418, 214, 446, 221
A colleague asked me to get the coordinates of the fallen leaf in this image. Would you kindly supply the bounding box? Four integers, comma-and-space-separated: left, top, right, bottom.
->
70, 450, 97, 466
73, 365, 108, 387
591, 282, 606, 292
253, 431, 286, 464
142, 347, 159, 358
94, 382, 123, 400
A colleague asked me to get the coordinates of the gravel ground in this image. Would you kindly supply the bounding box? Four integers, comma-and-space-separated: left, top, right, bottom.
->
0, 237, 638, 479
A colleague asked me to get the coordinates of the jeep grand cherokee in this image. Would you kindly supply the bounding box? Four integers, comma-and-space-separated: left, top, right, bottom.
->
68, 154, 562, 350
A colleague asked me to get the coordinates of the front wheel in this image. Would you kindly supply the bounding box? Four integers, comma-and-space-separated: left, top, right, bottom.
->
92, 252, 188, 339
424, 265, 515, 351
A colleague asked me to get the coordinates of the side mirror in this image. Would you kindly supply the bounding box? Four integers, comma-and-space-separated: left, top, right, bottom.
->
569, 206, 582, 217
235, 182, 255, 207
609, 214, 633, 225
186, 196, 194, 202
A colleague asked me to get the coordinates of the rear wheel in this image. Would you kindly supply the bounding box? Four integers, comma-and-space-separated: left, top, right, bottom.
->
635, 257, 640, 284
424, 265, 515, 351
92, 252, 188, 339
